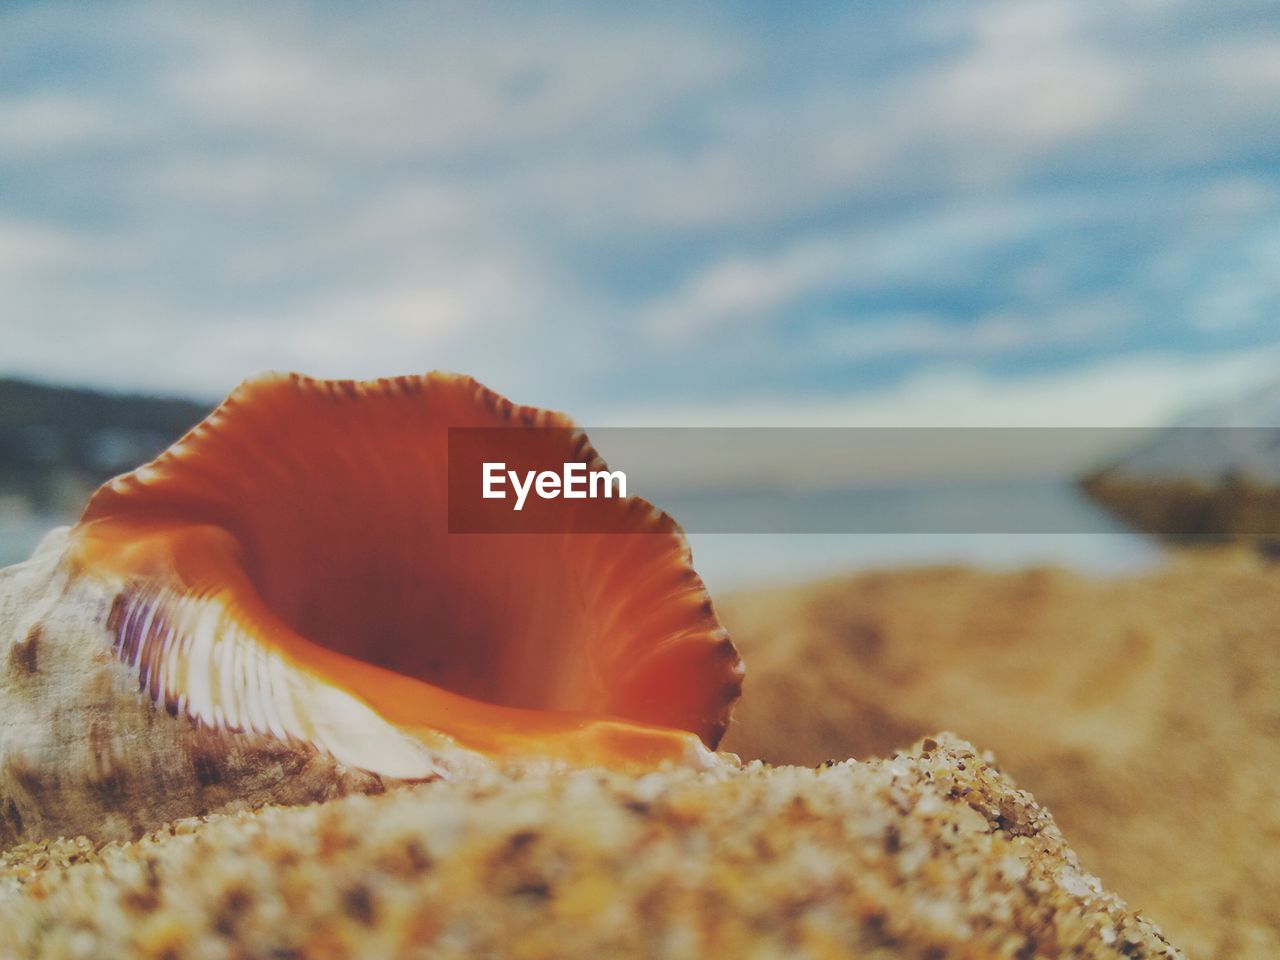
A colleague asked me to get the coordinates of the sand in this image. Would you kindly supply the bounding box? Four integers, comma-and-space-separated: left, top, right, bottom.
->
0, 735, 1179, 959
719, 548, 1280, 959
7, 547, 1264, 958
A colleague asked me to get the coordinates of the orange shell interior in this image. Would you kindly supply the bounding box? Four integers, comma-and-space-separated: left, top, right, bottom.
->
69, 373, 743, 772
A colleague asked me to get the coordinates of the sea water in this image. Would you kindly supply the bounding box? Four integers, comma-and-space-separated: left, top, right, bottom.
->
0, 513, 67, 567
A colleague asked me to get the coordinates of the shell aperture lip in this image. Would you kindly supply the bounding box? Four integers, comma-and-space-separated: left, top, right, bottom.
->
69, 372, 744, 776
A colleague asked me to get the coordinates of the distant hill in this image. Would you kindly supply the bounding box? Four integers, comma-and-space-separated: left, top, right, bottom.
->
0, 377, 210, 515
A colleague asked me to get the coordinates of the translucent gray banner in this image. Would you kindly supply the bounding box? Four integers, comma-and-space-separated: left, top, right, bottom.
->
448, 427, 1280, 535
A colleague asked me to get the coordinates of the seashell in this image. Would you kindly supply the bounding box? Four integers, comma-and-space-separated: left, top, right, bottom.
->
0, 372, 743, 844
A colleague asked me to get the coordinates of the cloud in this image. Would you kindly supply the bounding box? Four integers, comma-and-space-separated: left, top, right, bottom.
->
597, 343, 1280, 429
807, 304, 1123, 363
0, 219, 95, 277
643, 240, 844, 341
0, 93, 119, 157
641, 197, 1078, 341
0, 0, 1278, 422
152, 5, 742, 161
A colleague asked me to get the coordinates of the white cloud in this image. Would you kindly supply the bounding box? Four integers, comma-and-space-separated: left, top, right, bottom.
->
0, 93, 119, 156
809, 303, 1123, 363
644, 240, 843, 341
598, 344, 1280, 429
642, 197, 1088, 341
911, 0, 1139, 155
0, 242, 576, 400
0, 0, 1278, 418
0, 220, 94, 277
142, 152, 336, 207
154, 5, 742, 160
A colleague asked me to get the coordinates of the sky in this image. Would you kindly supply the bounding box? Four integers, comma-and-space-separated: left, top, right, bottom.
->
3, 0, 1280, 426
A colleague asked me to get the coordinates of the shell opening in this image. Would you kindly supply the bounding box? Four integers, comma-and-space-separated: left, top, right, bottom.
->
70, 373, 743, 773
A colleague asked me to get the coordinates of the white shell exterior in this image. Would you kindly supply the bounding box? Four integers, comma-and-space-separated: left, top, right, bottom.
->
0, 529, 444, 845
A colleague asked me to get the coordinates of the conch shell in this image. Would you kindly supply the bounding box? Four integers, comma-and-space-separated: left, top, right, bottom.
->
0, 373, 742, 844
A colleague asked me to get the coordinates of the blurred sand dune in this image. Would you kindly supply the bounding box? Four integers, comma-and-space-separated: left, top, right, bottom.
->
720, 549, 1280, 959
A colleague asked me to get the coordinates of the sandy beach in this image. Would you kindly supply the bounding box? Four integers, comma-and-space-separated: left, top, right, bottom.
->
8, 542, 1273, 956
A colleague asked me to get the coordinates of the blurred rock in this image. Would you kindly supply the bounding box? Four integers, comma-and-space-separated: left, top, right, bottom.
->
1082, 380, 1280, 548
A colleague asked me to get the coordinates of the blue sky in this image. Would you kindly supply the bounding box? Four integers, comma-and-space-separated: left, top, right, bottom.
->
3, 0, 1280, 426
